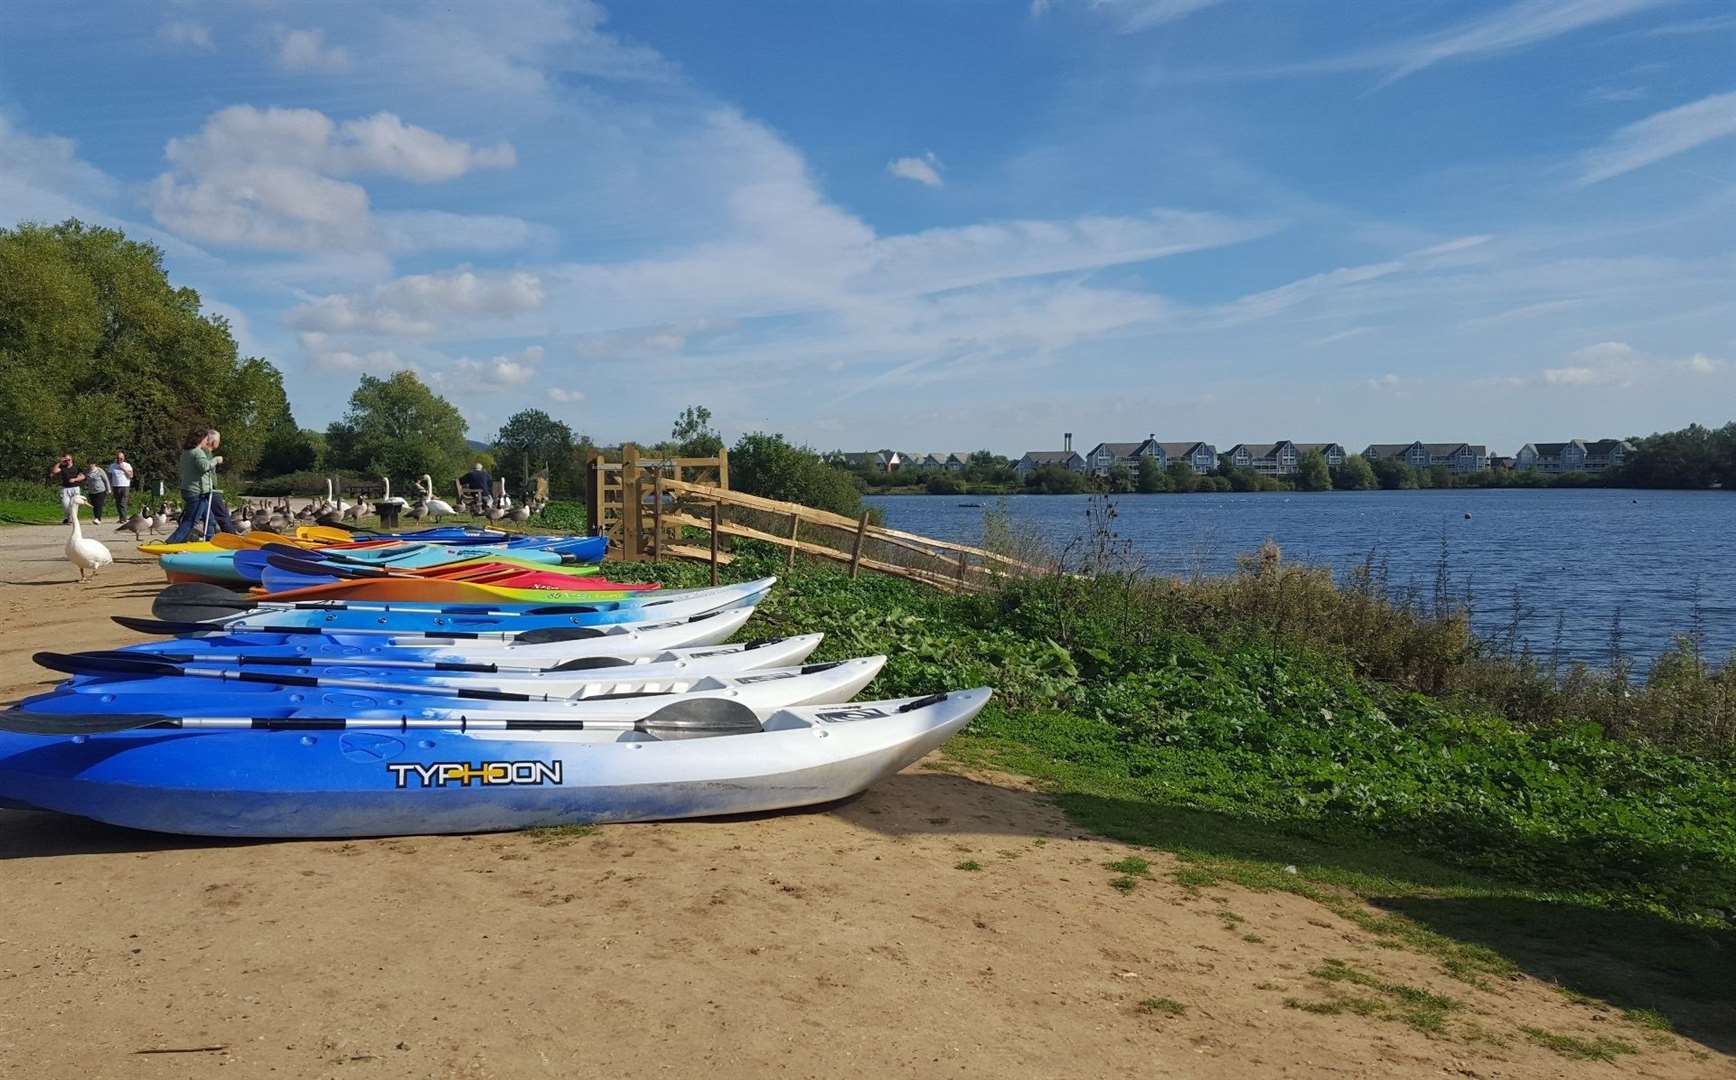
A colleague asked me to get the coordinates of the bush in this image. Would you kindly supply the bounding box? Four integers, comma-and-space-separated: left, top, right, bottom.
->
925, 473, 965, 495
731, 432, 868, 519
537, 501, 587, 533
241, 469, 375, 497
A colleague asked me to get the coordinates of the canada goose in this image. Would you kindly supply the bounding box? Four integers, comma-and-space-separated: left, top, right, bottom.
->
65, 495, 114, 581
116, 513, 149, 540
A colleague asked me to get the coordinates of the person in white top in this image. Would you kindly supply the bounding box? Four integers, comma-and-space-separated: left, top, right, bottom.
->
108, 451, 134, 519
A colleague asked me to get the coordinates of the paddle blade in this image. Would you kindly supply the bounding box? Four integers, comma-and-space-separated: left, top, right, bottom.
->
298, 525, 353, 544
637, 697, 762, 739
511, 626, 605, 644
0, 708, 172, 735
154, 582, 259, 621
548, 655, 631, 671
34, 651, 180, 678
113, 615, 318, 637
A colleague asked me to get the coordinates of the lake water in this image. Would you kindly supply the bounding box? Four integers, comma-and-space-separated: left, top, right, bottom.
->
864, 489, 1736, 669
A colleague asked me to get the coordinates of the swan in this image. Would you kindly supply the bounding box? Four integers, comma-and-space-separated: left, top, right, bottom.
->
325, 478, 353, 515
420, 475, 455, 522
379, 475, 407, 508
65, 495, 114, 581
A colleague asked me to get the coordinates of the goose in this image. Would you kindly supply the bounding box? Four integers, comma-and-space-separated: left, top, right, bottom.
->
116, 513, 150, 541
420, 475, 455, 522
507, 502, 532, 528
65, 495, 114, 581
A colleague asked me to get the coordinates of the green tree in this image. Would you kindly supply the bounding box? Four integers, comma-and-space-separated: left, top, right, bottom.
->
1135, 454, 1167, 493
1296, 449, 1332, 491
1024, 464, 1088, 494
0, 219, 291, 484
925, 473, 964, 495
1165, 460, 1197, 493
324, 371, 469, 487
671, 404, 723, 457
257, 427, 325, 477
1368, 455, 1414, 490
1105, 463, 1135, 493
1332, 454, 1377, 490
494, 409, 578, 496
730, 432, 867, 518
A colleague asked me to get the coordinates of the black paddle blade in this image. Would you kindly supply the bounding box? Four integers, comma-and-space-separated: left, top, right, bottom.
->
154, 582, 261, 622
114, 614, 322, 637
511, 626, 605, 644
548, 655, 631, 671
34, 651, 179, 678
0, 708, 173, 735
637, 697, 762, 739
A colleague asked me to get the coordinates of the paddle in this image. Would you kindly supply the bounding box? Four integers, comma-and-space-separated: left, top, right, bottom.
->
112, 615, 608, 644
36, 651, 566, 701
69, 648, 637, 675
152, 583, 621, 625
0, 695, 763, 737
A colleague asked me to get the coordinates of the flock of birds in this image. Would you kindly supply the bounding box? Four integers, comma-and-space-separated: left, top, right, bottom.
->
61, 475, 550, 584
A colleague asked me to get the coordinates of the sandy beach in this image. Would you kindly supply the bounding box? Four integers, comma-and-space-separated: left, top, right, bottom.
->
0, 523, 1722, 1079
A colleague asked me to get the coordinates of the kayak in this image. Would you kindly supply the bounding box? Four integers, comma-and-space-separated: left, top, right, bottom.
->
93, 633, 825, 679
49, 638, 836, 699
0, 688, 990, 836
197, 578, 772, 635
162, 539, 602, 586
247, 574, 685, 606
255, 557, 621, 595
16, 655, 887, 719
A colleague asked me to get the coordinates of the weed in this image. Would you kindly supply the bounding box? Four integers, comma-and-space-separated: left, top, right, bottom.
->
1105, 856, 1151, 877
1108, 875, 1140, 894
1136, 997, 1187, 1017
526, 824, 598, 844
1518, 1027, 1637, 1062
1621, 1008, 1673, 1032
1243, 933, 1266, 944
954, 860, 982, 872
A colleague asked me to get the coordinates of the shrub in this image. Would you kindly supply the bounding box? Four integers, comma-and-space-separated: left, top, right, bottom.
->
731, 432, 868, 519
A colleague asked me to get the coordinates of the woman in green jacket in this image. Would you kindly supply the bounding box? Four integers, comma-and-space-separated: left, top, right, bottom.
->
165, 428, 238, 543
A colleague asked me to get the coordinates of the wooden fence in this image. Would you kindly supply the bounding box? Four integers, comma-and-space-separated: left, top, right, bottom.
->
597, 464, 1045, 590
585, 444, 729, 558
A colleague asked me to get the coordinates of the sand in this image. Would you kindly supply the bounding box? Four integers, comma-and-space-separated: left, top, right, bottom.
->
0, 523, 1723, 1078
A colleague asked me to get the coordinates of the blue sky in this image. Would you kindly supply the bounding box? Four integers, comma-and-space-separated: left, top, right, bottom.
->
2, 0, 1732, 455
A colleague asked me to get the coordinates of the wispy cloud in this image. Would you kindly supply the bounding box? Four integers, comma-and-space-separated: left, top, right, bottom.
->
887, 151, 943, 187
1035, 0, 1227, 33
278, 27, 352, 73
1308, 326, 1374, 347
1577, 91, 1736, 185
1641, 14, 1736, 37
159, 20, 213, 51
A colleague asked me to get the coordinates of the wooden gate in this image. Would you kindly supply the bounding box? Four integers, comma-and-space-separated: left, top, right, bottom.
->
585, 444, 729, 559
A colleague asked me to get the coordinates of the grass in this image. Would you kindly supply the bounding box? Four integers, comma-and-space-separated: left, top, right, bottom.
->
1518, 1026, 1637, 1062
0, 482, 68, 526
599, 548, 1736, 1049
954, 860, 982, 872
1135, 997, 1188, 1017
526, 823, 598, 844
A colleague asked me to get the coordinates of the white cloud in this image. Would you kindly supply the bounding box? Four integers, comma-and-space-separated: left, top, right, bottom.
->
150, 106, 521, 252
289, 270, 546, 334
160, 20, 213, 50
548, 388, 586, 402
1367, 373, 1401, 390
298, 332, 412, 375
1577, 91, 1736, 185
453, 346, 544, 389
1308, 326, 1374, 347
1033, 0, 1226, 32
1681, 352, 1729, 374
1586, 86, 1647, 104
278, 28, 352, 73
0, 115, 120, 216
887, 151, 943, 187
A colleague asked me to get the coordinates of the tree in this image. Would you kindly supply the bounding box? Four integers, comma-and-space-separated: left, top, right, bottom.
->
925, 473, 964, 495
1165, 460, 1197, 493
257, 427, 325, 477
730, 432, 867, 518
0, 219, 292, 484
1368, 455, 1414, 490
1296, 450, 1332, 492
1025, 464, 1088, 494
494, 409, 578, 496
1332, 454, 1377, 490
1105, 463, 1135, 494
671, 404, 723, 457
324, 371, 469, 487
1135, 454, 1167, 493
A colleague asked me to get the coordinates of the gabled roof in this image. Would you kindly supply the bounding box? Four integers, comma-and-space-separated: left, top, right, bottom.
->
1228, 442, 1281, 459
1583, 438, 1632, 453
1293, 442, 1344, 454
1087, 441, 1146, 458
1020, 450, 1083, 464
1421, 442, 1475, 456
1155, 441, 1211, 457
1364, 442, 1421, 457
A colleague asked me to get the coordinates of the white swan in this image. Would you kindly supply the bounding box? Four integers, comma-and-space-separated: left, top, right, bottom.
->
325, 478, 353, 515
420, 474, 455, 522
65, 494, 114, 581
379, 475, 407, 508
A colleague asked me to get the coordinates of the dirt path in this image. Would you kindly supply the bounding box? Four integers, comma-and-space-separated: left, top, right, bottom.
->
0, 524, 1722, 1078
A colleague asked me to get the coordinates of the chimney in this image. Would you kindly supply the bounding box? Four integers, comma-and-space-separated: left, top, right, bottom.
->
1148, 433, 1155, 442
1064, 432, 1072, 452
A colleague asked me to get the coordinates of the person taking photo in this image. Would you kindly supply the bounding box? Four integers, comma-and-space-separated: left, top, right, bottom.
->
165, 428, 238, 543
48, 454, 84, 524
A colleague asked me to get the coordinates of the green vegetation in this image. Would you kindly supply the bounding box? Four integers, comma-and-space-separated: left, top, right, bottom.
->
1518, 1026, 1637, 1062
1136, 997, 1188, 1016
605, 540, 1735, 1045
0, 479, 65, 525
1305, 959, 1462, 1034
1107, 875, 1140, 893
732, 431, 871, 519
1105, 855, 1152, 876
0, 219, 292, 486
492, 409, 587, 499
323, 371, 471, 484
954, 859, 983, 871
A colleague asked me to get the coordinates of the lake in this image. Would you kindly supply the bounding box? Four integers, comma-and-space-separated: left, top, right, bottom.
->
863, 488, 1736, 669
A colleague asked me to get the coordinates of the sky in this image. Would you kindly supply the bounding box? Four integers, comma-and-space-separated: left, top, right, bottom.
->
1, 0, 1733, 456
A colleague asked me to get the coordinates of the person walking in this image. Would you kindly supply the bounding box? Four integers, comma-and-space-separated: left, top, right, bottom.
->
82, 461, 111, 523
108, 451, 134, 519
49, 454, 84, 524
165, 429, 238, 543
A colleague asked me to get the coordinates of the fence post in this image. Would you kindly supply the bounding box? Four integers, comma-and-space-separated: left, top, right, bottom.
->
584, 451, 601, 537
848, 511, 869, 579
785, 511, 799, 571
957, 550, 968, 587
622, 443, 641, 561
652, 472, 664, 561
716, 446, 729, 491
709, 502, 721, 587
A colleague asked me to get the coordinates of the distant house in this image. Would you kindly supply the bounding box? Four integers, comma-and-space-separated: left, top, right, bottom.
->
1085, 438, 1161, 478
1514, 438, 1632, 473
1363, 442, 1489, 473
836, 451, 889, 471
1223, 440, 1346, 476
943, 453, 970, 473
1155, 441, 1219, 474
1015, 450, 1086, 476
1294, 442, 1347, 468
